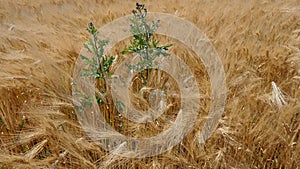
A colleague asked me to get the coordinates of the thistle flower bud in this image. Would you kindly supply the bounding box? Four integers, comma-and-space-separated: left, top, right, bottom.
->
88, 22, 94, 30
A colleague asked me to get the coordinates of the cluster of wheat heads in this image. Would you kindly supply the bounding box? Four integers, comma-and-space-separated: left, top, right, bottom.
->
0, 0, 299, 168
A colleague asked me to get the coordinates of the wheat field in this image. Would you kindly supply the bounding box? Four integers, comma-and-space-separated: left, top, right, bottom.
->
0, 0, 300, 168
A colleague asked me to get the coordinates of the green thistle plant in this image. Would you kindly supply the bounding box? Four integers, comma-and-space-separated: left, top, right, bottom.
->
122, 3, 172, 85
80, 22, 115, 105
82, 22, 115, 80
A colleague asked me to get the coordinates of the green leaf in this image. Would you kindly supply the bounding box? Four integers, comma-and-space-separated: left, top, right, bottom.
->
83, 44, 92, 53
121, 50, 129, 54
